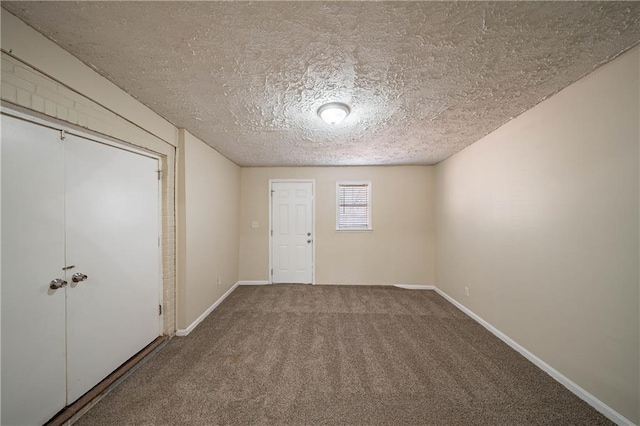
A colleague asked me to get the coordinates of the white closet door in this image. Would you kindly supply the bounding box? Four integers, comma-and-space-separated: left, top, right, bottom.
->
1, 115, 67, 425
64, 135, 160, 403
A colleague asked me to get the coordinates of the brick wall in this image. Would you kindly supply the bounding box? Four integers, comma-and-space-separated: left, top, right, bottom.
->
1, 52, 177, 335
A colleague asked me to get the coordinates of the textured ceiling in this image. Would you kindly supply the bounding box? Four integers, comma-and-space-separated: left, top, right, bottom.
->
3, 2, 640, 166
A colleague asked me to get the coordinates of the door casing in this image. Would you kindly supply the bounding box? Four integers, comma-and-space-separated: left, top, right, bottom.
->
268, 179, 316, 284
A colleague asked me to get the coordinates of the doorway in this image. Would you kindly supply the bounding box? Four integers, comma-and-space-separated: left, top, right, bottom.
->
269, 180, 315, 284
1, 110, 162, 425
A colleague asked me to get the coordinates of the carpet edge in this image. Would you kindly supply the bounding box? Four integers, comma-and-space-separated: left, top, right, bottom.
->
432, 285, 634, 426
175, 282, 240, 336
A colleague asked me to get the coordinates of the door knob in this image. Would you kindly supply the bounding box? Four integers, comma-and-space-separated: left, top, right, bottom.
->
307, 239, 313, 244
72, 272, 88, 283
49, 278, 68, 290
307, 232, 311, 236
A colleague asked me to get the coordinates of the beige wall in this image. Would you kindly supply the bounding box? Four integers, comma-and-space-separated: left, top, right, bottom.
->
435, 47, 639, 423
239, 166, 435, 285
178, 130, 240, 329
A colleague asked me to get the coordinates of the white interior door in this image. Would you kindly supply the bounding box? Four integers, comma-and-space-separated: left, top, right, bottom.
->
1, 115, 67, 425
271, 182, 313, 284
64, 135, 160, 403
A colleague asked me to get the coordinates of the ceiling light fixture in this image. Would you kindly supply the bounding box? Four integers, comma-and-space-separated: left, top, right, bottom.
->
318, 102, 350, 125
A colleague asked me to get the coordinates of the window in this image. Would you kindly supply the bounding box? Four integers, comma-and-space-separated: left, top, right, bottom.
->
336, 181, 372, 231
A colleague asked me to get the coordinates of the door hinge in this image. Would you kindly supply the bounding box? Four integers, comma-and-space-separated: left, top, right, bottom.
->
159, 304, 162, 316
157, 170, 162, 180
270, 229, 273, 236
271, 269, 273, 276
60, 129, 66, 140
271, 190, 275, 196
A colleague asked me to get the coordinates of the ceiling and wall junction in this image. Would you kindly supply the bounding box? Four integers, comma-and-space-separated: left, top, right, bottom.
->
3, 2, 640, 166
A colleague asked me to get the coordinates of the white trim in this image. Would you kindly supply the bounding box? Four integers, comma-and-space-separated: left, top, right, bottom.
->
156, 157, 164, 336
268, 179, 316, 285
1, 105, 163, 160
431, 286, 635, 426
394, 284, 435, 290
175, 282, 239, 336
237, 281, 270, 286
312, 181, 316, 285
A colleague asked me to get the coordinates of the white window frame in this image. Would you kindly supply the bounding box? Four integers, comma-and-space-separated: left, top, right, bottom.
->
335, 181, 372, 231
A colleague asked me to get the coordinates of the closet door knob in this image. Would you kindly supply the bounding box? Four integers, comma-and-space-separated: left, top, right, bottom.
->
49, 278, 68, 290
72, 272, 88, 283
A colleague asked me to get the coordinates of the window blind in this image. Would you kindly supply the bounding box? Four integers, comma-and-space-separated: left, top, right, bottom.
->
337, 183, 370, 229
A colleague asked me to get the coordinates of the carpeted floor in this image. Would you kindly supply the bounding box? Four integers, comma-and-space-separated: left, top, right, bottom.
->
76, 285, 612, 425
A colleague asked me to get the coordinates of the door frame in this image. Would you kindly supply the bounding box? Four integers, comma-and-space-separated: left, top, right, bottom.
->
268, 179, 316, 285
1, 105, 165, 334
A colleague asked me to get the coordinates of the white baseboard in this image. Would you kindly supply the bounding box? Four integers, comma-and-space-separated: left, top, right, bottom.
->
237, 280, 270, 285
431, 286, 634, 426
394, 284, 435, 290
175, 282, 239, 337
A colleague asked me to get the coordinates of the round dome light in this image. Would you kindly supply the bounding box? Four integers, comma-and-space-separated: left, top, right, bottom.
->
317, 102, 350, 125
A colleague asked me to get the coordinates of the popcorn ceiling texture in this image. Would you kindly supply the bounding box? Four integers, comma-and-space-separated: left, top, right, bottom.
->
5, 2, 640, 167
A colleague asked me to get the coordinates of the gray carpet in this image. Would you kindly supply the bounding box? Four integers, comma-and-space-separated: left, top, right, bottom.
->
76, 285, 612, 425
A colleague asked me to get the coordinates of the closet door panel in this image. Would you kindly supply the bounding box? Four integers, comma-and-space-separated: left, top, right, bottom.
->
1, 115, 67, 425
64, 135, 160, 403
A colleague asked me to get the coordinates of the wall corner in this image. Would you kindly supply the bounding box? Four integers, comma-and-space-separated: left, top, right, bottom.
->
176, 129, 187, 329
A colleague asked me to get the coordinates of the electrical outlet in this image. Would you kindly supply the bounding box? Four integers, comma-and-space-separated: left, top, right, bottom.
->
464, 286, 470, 297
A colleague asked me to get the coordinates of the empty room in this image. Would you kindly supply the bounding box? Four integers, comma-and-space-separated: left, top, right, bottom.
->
1, 2, 638, 425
